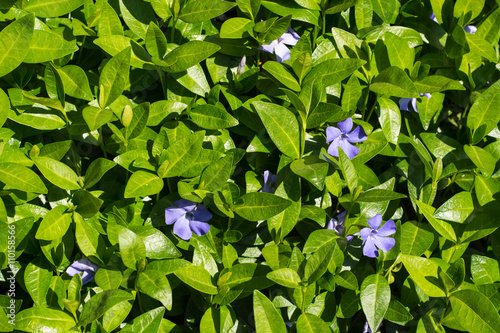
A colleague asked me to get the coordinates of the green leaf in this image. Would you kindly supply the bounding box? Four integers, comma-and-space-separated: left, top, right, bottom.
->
357, 189, 406, 202
306, 103, 347, 129
119, 0, 156, 40
290, 155, 329, 190
234, 192, 292, 221
199, 154, 234, 192
9, 108, 66, 130
74, 212, 104, 259
24, 258, 52, 306
335, 270, 359, 290
157, 41, 220, 73
95, 268, 122, 290
35, 205, 71, 241
377, 97, 401, 145
121, 307, 165, 333
263, 61, 301, 92
159, 131, 205, 178
99, 47, 131, 108
94, 35, 153, 69
125, 170, 164, 198
338, 149, 358, 193
302, 58, 365, 88
0, 14, 34, 78
137, 269, 172, 310
416, 200, 457, 242
117, 225, 146, 269
125, 102, 149, 140
24, 0, 84, 17
266, 268, 302, 288
220, 17, 254, 38
15, 307, 76, 332
0, 88, 9, 128
236, 0, 261, 20
297, 313, 331, 333
190, 104, 239, 130
174, 265, 218, 294
78, 290, 135, 327
24, 30, 78, 63
464, 145, 496, 178
0, 162, 47, 193
433, 191, 474, 223
400, 222, 434, 256
253, 290, 287, 333
475, 175, 500, 206
450, 289, 500, 333
98, 0, 123, 37
384, 300, 413, 325
57, 65, 93, 101
82, 106, 113, 132
135, 227, 181, 259
360, 274, 391, 332
341, 74, 362, 113
454, 0, 484, 21
303, 241, 336, 284
471, 255, 500, 285
84, 158, 116, 189
34, 156, 81, 190
145, 22, 167, 59
414, 75, 466, 93
253, 101, 301, 159
370, 66, 419, 98
467, 71, 500, 144
179, 0, 237, 23
401, 255, 447, 297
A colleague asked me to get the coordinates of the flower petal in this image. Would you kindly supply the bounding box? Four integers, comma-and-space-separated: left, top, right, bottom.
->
287, 27, 300, 40
464, 25, 477, 34
377, 220, 396, 236
173, 215, 193, 240
189, 220, 211, 236
420, 93, 432, 99
430, 13, 439, 23
80, 271, 96, 285
338, 139, 359, 160
337, 211, 347, 224
260, 41, 276, 54
68, 257, 98, 272
280, 32, 299, 46
411, 98, 418, 113
346, 125, 367, 143
373, 235, 396, 253
66, 266, 81, 277
326, 218, 335, 230
399, 98, 411, 111
337, 118, 353, 133
367, 214, 382, 229
359, 227, 371, 241
326, 126, 341, 143
192, 204, 212, 222
327, 137, 341, 157
165, 207, 186, 225
363, 236, 379, 258
274, 42, 291, 62
174, 199, 196, 212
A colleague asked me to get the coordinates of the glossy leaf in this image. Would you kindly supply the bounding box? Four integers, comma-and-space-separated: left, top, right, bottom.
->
360, 274, 391, 333
0, 162, 47, 193
0, 14, 34, 78
137, 269, 172, 310
234, 192, 292, 221
253, 290, 287, 333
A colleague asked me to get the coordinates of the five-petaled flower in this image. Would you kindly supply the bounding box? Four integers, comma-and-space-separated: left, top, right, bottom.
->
260, 170, 277, 194
326, 211, 354, 241
399, 93, 431, 113
326, 118, 367, 160
165, 199, 212, 241
260, 27, 300, 63
360, 214, 396, 258
66, 257, 100, 284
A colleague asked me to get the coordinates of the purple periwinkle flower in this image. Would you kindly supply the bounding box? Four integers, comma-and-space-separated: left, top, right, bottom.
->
165, 199, 212, 241
260, 27, 300, 63
430, 13, 439, 23
399, 93, 431, 113
326, 211, 354, 241
237, 55, 246, 77
326, 118, 367, 160
363, 321, 372, 333
360, 214, 396, 258
66, 257, 100, 284
464, 25, 477, 34
260, 170, 277, 194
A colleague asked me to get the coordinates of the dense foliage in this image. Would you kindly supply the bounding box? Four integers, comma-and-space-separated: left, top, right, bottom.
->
0, 0, 500, 332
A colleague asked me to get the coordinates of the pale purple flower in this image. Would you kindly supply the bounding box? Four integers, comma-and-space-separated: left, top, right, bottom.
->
399, 93, 431, 113
430, 13, 438, 23
326, 118, 367, 160
260, 170, 276, 194
237, 55, 246, 77
259, 27, 300, 63
326, 211, 354, 241
165, 199, 212, 240
360, 214, 396, 258
363, 321, 372, 333
66, 257, 100, 284
464, 25, 477, 34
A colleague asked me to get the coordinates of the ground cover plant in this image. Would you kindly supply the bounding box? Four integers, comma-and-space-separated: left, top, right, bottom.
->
0, 0, 499, 332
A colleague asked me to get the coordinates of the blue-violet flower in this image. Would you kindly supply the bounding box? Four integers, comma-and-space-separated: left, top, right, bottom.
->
399, 93, 431, 113
326, 118, 367, 160
360, 214, 396, 258
165, 199, 212, 241
66, 257, 100, 284
464, 25, 477, 34
326, 211, 354, 241
261, 170, 277, 194
260, 27, 300, 63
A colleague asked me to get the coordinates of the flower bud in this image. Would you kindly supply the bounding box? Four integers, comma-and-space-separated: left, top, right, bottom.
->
237, 55, 246, 78
122, 105, 133, 127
